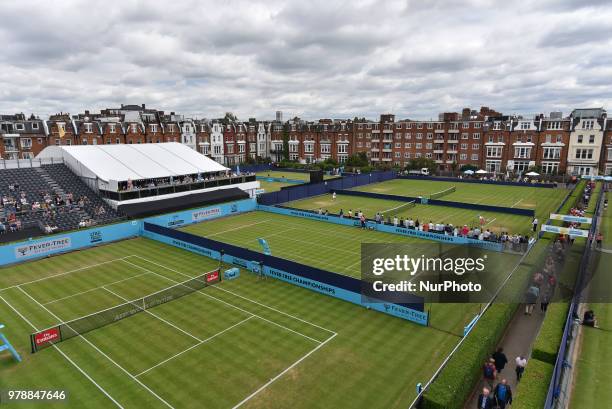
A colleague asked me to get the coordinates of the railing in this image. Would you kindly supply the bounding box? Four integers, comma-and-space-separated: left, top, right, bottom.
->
0, 157, 64, 169
99, 174, 256, 201
544, 184, 605, 409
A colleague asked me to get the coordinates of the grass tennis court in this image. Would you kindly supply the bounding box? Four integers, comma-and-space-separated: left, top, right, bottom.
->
0, 237, 461, 409
354, 178, 568, 223
180, 210, 525, 335
277, 178, 569, 237
286, 193, 535, 235
570, 190, 612, 409
256, 170, 336, 192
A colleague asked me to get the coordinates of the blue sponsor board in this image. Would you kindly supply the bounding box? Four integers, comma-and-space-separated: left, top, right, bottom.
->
142, 222, 427, 326
1, 221, 140, 266
224, 268, 240, 280
144, 198, 256, 228
258, 204, 504, 252
549, 213, 592, 224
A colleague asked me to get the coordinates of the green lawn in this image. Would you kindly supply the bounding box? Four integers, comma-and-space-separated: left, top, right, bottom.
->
570, 190, 612, 409
0, 237, 459, 409
354, 179, 568, 226
256, 170, 336, 192
286, 193, 535, 236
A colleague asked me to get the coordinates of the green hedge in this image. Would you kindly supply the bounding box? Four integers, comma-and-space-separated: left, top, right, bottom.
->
531, 302, 570, 364
421, 238, 552, 409
421, 303, 517, 409
512, 359, 554, 409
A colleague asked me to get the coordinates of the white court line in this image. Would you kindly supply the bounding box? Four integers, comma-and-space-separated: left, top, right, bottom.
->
128, 255, 336, 335
0, 293, 125, 409
122, 257, 328, 343
0, 257, 130, 292
205, 219, 271, 238
16, 286, 176, 409
43, 271, 151, 305
102, 283, 203, 343
135, 316, 254, 378
232, 332, 338, 408
484, 217, 497, 227
511, 198, 524, 208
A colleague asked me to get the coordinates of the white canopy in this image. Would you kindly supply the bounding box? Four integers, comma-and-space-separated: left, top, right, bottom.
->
475, 169, 488, 174
37, 142, 229, 182
463, 169, 475, 174
525, 171, 540, 176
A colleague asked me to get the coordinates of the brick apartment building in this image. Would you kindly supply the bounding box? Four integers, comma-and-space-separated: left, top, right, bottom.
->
1, 104, 610, 176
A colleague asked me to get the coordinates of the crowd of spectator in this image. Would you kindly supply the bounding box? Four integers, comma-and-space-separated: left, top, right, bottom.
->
315, 207, 531, 249
1, 181, 92, 236
118, 170, 254, 192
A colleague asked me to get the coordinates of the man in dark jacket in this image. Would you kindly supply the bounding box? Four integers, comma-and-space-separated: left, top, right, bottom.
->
476, 387, 494, 409
492, 347, 508, 373
494, 379, 513, 409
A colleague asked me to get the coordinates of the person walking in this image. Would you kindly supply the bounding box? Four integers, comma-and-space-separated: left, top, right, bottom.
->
492, 347, 508, 374
525, 283, 539, 315
483, 358, 497, 390
476, 387, 494, 409
515, 356, 527, 382
532, 217, 539, 232
493, 379, 513, 409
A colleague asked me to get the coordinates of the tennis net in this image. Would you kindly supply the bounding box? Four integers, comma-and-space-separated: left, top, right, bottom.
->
429, 186, 456, 200
380, 200, 416, 215
30, 269, 220, 353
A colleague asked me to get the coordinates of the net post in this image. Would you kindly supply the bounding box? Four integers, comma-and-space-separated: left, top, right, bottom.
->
30, 333, 36, 353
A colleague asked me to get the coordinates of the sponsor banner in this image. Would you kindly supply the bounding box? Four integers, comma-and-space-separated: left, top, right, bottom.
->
549, 213, 592, 224
224, 268, 240, 280
33, 327, 61, 346
205, 270, 220, 283
192, 207, 222, 222
580, 175, 612, 181
14, 237, 71, 259
256, 176, 304, 184
541, 224, 590, 238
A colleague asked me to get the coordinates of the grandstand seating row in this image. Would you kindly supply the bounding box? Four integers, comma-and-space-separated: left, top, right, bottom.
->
0, 164, 121, 241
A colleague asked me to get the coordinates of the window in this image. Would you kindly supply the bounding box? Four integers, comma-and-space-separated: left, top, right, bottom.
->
427, 133, 433, 139
338, 144, 347, 154
578, 135, 583, 143
82, 139, 87, 145
395, 133, 402, 140
460, 153, 467, 160
461, 143, 468, 150
109, 124, 116, 133
426, 143, 432, 149
463, 122, 469, 129
582, 120, 594, 130
608, 148, 612, 161
486, 146, 502, 158
321, 144, 331, 153
425, 152, 432, 158
472, 144, 480, 150
543, 147, 561, 160
150, 124, 158, 133
416, 133, 423, 139
405, 133, 412, 139
131, 124, 138, 134
493, 122, 501, 130
472, 133, 480, 139
462, 133, 469, 139
474, 123, 482, 129
396, 123, 402, 129
20, 138, 32, 149
404, 152, 411, 158
395, 152, 401, 158
471, 154, 479, 161
520, 122, 530, 130
168, 124, 175, 132
427, 123, 433, 129
32, 122, 39, 130
589, 135, 595, 143
405, 143, 412, 148
415, 152, 422, 158
416, 143, 422, 149
116, 138, 121, 144
395, 142, 401, 148
514, 147, 532, 158
15, 123, 25, 131
575, 149, 593, 159
84, 123, 93, 133
417, 123, 423, 129
541, 162, 559, 174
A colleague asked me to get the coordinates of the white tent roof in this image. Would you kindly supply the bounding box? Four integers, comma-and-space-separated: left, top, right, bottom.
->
37, 142, 228, 182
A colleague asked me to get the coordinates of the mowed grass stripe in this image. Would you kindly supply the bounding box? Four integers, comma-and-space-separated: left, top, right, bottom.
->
0, 237, 462, 408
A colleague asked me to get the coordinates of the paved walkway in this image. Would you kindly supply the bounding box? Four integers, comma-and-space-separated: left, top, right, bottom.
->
464, 305, 547, 408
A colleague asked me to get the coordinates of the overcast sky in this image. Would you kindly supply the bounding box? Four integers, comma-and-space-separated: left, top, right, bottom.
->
1, 0, 611, 121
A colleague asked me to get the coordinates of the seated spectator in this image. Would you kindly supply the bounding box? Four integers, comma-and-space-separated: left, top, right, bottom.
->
583, 310, 598, 327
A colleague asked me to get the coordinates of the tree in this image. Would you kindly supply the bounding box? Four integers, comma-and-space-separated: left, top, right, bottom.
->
407, 157, 437, 174
223, 112, 238, 123
345, 152, 368, 168
460, 164, 478, 172
450, 161, 458, 176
